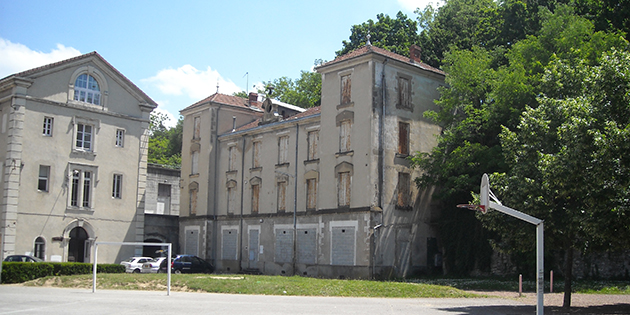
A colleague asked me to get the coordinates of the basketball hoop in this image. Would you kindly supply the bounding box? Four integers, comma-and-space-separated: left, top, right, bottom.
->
457, 204, 487, 214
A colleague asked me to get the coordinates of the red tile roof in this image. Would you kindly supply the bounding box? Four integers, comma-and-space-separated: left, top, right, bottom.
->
233, 106, 320, 133
181, 93, 262, 113
317, 45, 445, 76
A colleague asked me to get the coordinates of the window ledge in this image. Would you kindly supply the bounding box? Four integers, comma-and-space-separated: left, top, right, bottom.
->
395, 104, 414, 112
395, 205, 413, 211
65, 207, 94, 213
395, 153, 410, 159
249, 167, 262, 172
226, 170, 238, 175
275, 163, 290, 168
190, 173, 200, 178
304, 158, 319, 165
337, 102, 354, 110
71, 149, 96, 157
335, 150, 354, 157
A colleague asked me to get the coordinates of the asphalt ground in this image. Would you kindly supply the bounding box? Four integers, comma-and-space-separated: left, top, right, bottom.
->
0, 286, 536, 315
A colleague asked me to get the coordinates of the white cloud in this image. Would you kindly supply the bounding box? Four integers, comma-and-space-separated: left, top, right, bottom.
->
397, 0, 444, 12
0, 38, 81, 78
142, 65, 242, 101
153, 105, 178, 129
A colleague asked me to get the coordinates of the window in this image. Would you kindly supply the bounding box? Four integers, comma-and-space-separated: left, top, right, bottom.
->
278, 136, 289, 164
397, 172, 411, 209
38, 165, 50, 192
193, 116, 201, 139
227, 185, 236, 214
252, 141, 261, 168
398, 122, 410, 155
191, 151, 199, 175
75, 123, 93, 152
338, 171, 351, 207
74, 74, 101, 105
277, 180, 287, 212
307, 131, 319, 160
189, 189, 198, 215
398, 77, 411, 109
34, 237, 45, 260
251, 183, 260, 213
42, 117, 53, 136
228, 146, 237, 171
339, 120, 352, 152
306, 178, 317, 210
70, 170, 92, 208
112, 174, 123, 199
341, 75, 351, 104
115, 129, 124, 147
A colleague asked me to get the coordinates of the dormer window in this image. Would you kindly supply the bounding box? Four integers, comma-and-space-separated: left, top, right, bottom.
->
74, 74, 101, 105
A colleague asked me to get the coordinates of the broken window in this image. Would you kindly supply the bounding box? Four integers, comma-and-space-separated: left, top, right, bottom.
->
306, 178, 317, 210
307, 130, 319, 160
398, 121, 410, 155
338, 171, 351, 207
339, 120, 352, 153
278, 136, 289, 164
397, 172, 411, 209
398, 77, 411, 109
341, 75, 351, 104
252, 141, 261, 168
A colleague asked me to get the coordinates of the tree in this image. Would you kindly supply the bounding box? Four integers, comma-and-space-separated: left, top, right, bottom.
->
148, 112, 182, 168
262, 70, 321, 108
336, 12, 420, 57
489, 49, 630, 307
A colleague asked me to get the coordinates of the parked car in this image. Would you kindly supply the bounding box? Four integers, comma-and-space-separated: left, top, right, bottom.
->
120, 256, 153, 273
158, 255, 214, 274
3, 255, 43, 262
141, 257, 167, 273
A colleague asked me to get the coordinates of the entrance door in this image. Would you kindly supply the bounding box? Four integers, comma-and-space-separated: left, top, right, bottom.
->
68, 227, 88, 262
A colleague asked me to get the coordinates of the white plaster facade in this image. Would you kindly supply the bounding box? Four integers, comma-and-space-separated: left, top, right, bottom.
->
0, 52, 156, 264
179, 45, 445, 278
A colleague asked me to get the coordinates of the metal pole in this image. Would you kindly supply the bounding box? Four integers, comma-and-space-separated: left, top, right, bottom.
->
167, 243, 171, 296
537, 222, 544, 315
92, 243, 98, 293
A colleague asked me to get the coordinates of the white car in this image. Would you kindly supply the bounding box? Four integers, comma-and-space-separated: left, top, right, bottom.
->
120, 256, 153, 273
141, 257, 167, 273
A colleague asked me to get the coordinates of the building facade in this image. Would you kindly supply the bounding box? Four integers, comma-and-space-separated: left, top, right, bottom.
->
0, 52, 156, 263
179, 44, 445, 278
143, 163, 181, 256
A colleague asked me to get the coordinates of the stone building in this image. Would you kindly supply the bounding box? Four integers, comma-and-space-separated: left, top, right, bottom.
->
179, 44, 445, 278
143, 163, 181, 256
0, 52, 156, 263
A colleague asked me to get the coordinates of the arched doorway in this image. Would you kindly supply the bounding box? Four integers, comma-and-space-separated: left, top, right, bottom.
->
143, 238, 167, 258
68, 227, 88, 262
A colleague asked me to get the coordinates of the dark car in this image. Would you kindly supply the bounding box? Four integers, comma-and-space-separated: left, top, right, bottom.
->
158, 255, 214, 274
4, 255, 43, 262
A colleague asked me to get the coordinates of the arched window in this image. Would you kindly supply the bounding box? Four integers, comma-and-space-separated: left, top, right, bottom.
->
74, 74, 101, 105
34, 236, 45, 260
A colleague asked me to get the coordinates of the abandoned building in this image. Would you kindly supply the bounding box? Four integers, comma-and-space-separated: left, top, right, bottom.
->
178, 44, 446, 278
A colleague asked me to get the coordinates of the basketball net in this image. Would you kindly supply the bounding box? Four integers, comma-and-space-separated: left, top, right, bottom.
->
456, 204, 487, 214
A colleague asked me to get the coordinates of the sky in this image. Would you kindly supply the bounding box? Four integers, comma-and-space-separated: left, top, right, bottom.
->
0, 0, 440, 127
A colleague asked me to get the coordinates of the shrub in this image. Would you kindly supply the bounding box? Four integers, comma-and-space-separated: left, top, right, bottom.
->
1, 262, 125, 284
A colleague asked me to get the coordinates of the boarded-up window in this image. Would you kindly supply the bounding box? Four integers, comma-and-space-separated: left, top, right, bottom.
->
398, 77, 411, 109
251, 183, 259, 213
252, 141, 261, 168
306, 178, 317, 210
297, 229, 317, 264
307, 131, 319, 160
277, 181, 287, 212
398, 121, 410, 155
278, 136, 289, 164
189, 189, 197, 215
191, 151, 199, 174
249, 229, 259, 262
185, 229, 199, 256
222, 229, 238, 260
228, 146, 237, 171
331, 226, 355, 265
227, 182, 237, 214
338, 171, 351, 207
339, 120, 351, 152
397, 172, 411, 208
341, 75, 351, 104
275, 229, 293, 263
193, 116, 201, 139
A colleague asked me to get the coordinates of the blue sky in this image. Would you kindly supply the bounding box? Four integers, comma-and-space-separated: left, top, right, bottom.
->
0, 0, 438, 127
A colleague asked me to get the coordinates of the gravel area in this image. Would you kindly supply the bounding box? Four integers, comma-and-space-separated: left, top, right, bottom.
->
467, 291, 630, 314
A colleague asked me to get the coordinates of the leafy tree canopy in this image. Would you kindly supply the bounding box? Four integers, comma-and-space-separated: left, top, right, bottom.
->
262, 70, 322, 108
148, 112, 182, 168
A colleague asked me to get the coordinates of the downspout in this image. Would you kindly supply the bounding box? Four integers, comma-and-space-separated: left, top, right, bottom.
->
292, 123, 299, 276
211, 105, 222, 267
238, 130, 246, 272
373, 58, 388, 279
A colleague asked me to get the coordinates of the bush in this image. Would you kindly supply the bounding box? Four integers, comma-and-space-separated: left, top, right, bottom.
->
1, 262, 125, 284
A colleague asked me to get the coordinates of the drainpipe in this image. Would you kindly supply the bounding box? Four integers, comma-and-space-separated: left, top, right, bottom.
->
238, 132, 246, 272
373, 58, 388, 279
292, 123, 299, 276
211, 105, 222, 267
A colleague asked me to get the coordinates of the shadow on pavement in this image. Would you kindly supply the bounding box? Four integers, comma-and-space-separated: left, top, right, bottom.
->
438, 303, 630, 315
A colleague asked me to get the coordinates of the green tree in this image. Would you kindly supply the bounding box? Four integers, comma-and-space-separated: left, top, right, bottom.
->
489, 49, 630, 307
148, 112, 182, 168
336, 11, 420, 57
262, 70, 321, 108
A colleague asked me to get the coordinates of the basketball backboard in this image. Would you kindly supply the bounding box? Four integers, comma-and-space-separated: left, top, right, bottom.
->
480, 173, 489, 213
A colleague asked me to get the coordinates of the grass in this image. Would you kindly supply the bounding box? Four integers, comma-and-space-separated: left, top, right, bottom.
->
20, 274, 630, 297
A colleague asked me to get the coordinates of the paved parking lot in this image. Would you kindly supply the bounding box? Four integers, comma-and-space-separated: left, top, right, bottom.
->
0, 286, 536, 315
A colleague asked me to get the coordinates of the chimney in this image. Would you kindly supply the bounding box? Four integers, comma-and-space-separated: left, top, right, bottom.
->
248, 92, 258, 106
409, 45, 422, 63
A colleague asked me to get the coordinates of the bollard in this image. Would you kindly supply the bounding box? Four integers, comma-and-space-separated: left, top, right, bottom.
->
519, 274, 523, 297
550, 270, 553, 293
